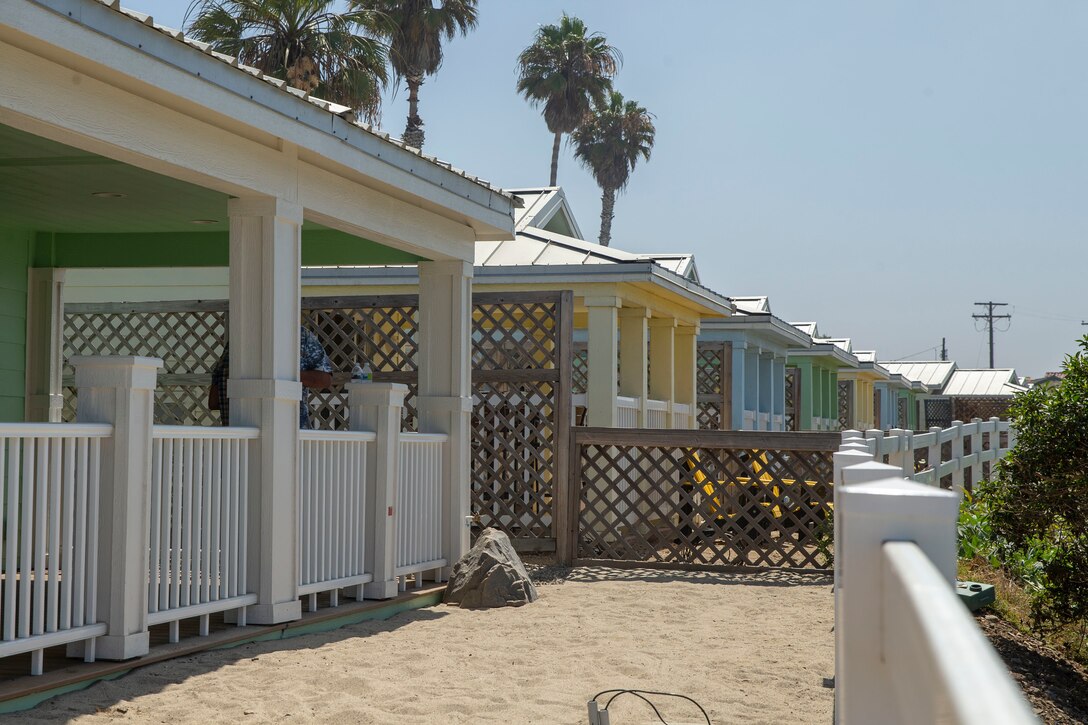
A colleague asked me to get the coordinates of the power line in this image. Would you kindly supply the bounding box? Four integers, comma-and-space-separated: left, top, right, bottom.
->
972, 301, 1011, 368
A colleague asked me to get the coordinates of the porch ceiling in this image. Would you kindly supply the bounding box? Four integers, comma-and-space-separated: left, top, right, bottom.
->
1, 122, 230, 234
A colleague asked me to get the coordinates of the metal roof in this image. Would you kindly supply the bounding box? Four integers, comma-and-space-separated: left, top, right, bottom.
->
942, 369, 1026, 397
730, 296, 771, 314
881, 361, 957, 390
508, 187, 580, 237
96, 0, 511, 200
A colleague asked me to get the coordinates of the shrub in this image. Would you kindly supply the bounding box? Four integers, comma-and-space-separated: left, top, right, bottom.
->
985, 335, 1088, 632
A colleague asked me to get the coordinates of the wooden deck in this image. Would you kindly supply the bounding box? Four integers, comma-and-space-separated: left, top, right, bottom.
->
0, 583, 446, 714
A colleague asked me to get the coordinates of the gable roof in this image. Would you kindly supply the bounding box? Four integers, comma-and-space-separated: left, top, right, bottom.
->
508, 187, 583, 238
942, 369, 1026, 397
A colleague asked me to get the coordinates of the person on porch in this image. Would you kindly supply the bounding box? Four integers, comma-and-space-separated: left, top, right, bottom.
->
208, 327, 333, 428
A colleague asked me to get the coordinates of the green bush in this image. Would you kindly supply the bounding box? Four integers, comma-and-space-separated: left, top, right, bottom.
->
984, 335, 1088, 632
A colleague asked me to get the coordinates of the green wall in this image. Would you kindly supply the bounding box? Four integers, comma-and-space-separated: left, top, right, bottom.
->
0, 230, 30, 421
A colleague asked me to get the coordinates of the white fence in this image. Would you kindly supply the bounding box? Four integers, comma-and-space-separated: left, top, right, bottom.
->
148, 426, 259, 640
0, 423, 109, 675
846, 417, 1013, 493
297, 430, 375, 608
396, 433, 447, 588
834, 428, 1036, 724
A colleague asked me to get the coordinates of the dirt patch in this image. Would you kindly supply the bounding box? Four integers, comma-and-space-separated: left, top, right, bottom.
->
976, 612, 1088, 724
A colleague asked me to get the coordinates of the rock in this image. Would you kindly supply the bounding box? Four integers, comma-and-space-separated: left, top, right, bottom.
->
444, 529, 539, 608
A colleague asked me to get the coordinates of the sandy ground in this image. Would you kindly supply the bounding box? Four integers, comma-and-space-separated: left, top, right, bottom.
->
14, 567, 834, 725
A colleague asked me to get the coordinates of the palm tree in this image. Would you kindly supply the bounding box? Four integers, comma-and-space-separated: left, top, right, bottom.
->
355, 0, 478, 150
516, 14, 620, 186
186, 0, 390, 123
573, 91, 655, 247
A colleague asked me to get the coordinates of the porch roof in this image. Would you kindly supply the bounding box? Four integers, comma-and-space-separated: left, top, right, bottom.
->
3, 0, 515, 253
701, 296, 812, 350
787, 342, 860, 369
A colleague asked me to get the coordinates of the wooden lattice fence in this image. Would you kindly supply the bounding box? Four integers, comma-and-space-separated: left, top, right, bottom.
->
696, 342, 728, 430
953, 397, 1013, 423
62, 291, 574, 550
784, 368, 799, 431
561, 428, 839, 570
923, 397, 953, 428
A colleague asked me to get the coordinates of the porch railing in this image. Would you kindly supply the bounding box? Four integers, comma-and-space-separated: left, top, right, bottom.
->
148, 426, 258, 639
298, 430, 375, 608
671, 403, 692, 429
0, 423, 110, 675
615, 396, 640, 428
645, 398, 668, 428
395, 433, 447, 588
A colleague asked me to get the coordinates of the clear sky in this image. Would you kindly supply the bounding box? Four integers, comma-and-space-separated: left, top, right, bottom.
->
138, 1, 1087, 377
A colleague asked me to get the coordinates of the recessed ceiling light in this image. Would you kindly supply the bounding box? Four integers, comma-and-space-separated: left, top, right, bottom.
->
90, 191, 127, 198
190, 219, 220, 225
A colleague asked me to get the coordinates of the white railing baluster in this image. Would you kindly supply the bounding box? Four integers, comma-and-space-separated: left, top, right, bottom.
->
3, 438, 16, 642
60, 438, 75, 631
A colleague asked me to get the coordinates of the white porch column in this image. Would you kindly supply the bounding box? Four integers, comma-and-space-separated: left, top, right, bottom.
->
71, 355, 161, 660
348, 382, 406, 599
674, 325, 698, 429
227, 196, 303, 625
618, 306, 649, 426
24, 268, 65, 422
759, 352, 774, 430
417, 260, 473, 575
648, 317, 675, 422
585, 296, 620, 427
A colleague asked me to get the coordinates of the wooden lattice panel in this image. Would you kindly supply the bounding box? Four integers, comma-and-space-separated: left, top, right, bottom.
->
572, 345, 588, 395
924, 398, 953, 429
697, 401, 722, 430
697, 345, 722, 396
838, 380, 853, 430
469, 292, 572, 548
953, 397, 1012, 423
569, 429, 837, 570
784, 368, 799, 431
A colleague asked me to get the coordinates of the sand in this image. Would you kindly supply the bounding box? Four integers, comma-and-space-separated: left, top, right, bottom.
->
16, 567, 834, 725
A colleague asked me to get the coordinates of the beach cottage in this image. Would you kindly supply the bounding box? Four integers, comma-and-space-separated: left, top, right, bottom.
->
300, 186, 735, 429
0, 0, 514, 675
785, 324, 860, 431
697, 296, 812, 431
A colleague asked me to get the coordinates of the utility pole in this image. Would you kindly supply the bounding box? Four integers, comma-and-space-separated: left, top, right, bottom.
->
940, 337, 947, 361
972, 302, 1011, 368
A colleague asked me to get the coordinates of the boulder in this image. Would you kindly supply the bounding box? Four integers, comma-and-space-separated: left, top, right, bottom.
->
444, 529, 539, 608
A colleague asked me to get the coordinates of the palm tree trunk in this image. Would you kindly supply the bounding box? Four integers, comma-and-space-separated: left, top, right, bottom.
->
403, 75, 425, 150
599, 186, 616, 246
549, 132, 561, 186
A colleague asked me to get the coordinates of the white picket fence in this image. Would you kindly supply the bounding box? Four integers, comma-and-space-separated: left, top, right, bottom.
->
645, 398, 668, 428
0, 423, 109, 675
148, 426, 258, 640
834, 451, 1037, 724
395, 433, 447, 588
845, 416, 1013, 492
297, 430, 374, 608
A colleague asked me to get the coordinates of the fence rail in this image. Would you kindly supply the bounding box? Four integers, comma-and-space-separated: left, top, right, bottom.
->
396, 433, 447, 586
845, 417, 1013, 492
148, 426, 258, 639
0, 424, 110, 674
835, 454, 1036, 723
563, 428, 840, 570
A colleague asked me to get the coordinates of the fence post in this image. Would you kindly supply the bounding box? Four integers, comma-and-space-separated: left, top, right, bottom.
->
899, 429, 913, 478
836, 466, 960, 724
865, 429, 883, 460
926, 426, 941, 486
349, 382, 406, 599
69, 355, 161, 661
950, 420, 965, 493
970, 418, 983, 489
